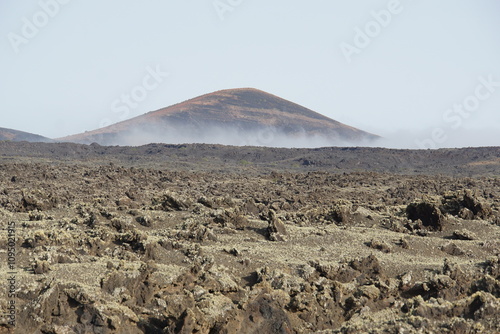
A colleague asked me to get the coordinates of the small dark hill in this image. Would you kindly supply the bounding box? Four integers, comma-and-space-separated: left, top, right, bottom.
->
0, 127, 53, 143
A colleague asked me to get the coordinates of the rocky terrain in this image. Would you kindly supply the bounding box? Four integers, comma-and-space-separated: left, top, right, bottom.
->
0, 141, 498, 176
0, 142, 499, 333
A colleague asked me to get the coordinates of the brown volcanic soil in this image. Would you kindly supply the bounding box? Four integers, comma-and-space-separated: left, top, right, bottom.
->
0, 141, 499, 176
0, 142, 500, 333
58, 88, 379, 146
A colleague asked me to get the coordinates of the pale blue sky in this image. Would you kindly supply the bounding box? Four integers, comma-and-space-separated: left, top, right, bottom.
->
1, 0, 499, 148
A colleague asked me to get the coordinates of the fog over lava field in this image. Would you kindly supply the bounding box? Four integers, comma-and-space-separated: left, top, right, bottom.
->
54, 88, 379, 148
2, 1, 499, 332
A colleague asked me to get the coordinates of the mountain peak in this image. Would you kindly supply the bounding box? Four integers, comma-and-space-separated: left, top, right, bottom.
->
59, 88, 379, 147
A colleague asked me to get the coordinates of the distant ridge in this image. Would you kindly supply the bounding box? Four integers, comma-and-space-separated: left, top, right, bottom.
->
0, 127, 53, 143
59, 88, 380, 147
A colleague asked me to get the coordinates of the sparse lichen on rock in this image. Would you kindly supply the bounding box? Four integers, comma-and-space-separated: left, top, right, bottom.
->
0, 144, 499, 333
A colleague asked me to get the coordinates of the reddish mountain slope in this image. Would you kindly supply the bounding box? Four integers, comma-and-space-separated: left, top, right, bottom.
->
0, 127, 53, 143
59, 88, 379, 147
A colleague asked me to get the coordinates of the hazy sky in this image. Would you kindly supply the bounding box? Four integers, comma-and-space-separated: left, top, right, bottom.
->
1, 0, 499, 148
